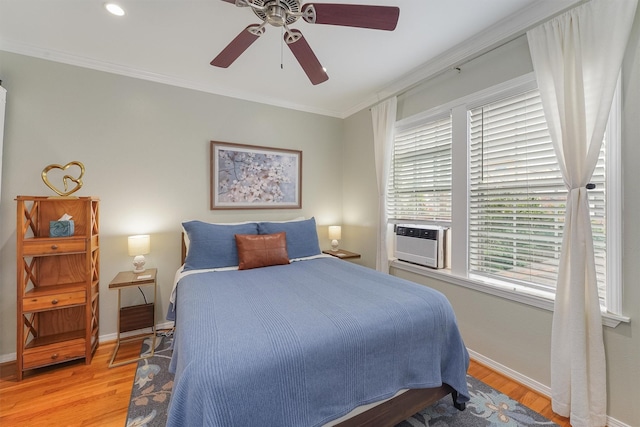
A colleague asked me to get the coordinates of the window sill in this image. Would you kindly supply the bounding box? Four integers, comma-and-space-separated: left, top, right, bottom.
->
390, 259, 629, 328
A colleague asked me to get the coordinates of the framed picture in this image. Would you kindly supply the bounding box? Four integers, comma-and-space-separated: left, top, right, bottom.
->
211, 141, 302, 210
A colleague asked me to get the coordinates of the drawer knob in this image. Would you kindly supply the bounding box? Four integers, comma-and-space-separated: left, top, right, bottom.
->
51, 299, 59, 305
51, 244, 59, 250
51, 353, 59, 360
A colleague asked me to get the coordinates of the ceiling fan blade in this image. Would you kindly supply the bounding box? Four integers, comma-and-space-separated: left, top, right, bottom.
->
221, 0, 253, 7
211, 25, 265, 68
302, 3, 399, 31
285, 29, 328, 85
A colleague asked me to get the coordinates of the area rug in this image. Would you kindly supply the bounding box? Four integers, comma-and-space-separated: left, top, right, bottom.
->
126, 335, 558, 427
125, 334, 174, 427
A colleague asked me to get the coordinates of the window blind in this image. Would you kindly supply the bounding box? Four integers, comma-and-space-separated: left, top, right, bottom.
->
469, 90, 606, 298
388, 116, 452, 221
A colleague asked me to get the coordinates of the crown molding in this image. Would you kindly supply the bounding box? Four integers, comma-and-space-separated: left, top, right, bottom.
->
0, 39, 343, 118
343, 0, 584, 118
1, 0, 583, 120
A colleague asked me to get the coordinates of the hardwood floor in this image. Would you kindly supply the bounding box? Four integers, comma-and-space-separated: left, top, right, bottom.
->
468, 361, 571, 427
0, 339, 142, 427
1, 341, 571, 427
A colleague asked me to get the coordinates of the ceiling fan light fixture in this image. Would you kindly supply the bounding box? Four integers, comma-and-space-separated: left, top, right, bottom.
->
104, 3, 125, 16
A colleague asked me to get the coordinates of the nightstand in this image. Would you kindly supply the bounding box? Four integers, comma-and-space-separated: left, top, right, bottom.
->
323, 249, 361, 260
108, 268, 157, 367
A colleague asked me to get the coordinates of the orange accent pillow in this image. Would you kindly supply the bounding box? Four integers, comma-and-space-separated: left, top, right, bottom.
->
235, 232, 290, 270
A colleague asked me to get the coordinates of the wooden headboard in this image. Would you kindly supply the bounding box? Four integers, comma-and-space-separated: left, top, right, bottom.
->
181, 232, 186, 265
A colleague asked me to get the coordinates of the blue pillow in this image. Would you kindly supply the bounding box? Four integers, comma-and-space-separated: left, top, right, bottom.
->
182, 220, 258, 270
258, 217, 321, 259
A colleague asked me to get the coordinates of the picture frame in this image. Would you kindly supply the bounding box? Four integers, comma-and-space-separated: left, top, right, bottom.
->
211, 141, 302, 210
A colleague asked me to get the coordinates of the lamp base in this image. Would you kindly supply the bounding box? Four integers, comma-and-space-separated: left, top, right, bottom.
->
331, 239, 339, 251
132, 255, 146, 273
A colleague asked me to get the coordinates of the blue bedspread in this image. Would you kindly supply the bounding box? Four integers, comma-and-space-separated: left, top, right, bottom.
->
167, 258, 469, 426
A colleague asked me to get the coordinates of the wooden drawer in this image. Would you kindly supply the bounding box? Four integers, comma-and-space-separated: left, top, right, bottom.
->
23, 290, 86, 312
23, 339, 85, 369
22, 238, 86, 256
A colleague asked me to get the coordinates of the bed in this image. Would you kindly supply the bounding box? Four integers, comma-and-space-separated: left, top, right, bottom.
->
166, 218, 469, 426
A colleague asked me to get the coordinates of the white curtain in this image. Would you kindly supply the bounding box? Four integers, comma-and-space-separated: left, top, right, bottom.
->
0, 85, 6, 202
371, 97, 397, 273
527, 1, 637, 426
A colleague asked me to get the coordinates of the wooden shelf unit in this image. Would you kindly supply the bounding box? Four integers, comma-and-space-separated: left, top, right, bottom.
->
16, 196, 100, 381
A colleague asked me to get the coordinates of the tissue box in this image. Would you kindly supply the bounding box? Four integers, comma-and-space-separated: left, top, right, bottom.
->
50, 220, 74, 237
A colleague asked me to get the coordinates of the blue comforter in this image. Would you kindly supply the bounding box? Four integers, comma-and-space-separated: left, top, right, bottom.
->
167, 258, 469, 426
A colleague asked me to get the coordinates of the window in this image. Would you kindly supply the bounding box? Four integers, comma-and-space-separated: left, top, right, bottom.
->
389, 74, 621, 317
388, 115, 452, 221
468, 89, 607, 303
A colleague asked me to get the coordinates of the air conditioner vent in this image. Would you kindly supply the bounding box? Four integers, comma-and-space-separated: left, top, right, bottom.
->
394, 224, 449, 269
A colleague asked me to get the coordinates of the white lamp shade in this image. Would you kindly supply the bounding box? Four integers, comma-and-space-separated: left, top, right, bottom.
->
128, 235, 150, 256
328, 226, 342, 240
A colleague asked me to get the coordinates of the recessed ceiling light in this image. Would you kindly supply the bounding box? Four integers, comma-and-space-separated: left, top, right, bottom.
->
105, 3, 125, 16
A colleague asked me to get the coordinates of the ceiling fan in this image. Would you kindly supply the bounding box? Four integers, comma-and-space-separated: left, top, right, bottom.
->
212, 0, 400, 85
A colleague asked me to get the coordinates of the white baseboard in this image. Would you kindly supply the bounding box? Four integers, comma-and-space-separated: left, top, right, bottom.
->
97, 321, 175, 343
0, 352, 16, 364
0, 321, 174, 364
467, 348, 631, 427
467, 348, 552, 396
606, 417, 633, 427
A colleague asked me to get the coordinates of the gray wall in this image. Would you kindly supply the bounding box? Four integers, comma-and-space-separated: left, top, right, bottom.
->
0, 51, 344, 355
342, 9, 640, 426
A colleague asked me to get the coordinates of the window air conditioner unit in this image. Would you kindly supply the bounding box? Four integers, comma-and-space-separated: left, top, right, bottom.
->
394, 224, 450, 269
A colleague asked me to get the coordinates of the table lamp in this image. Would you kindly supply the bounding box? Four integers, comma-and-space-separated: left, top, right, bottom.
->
128, 234, 150, 273
328, 226, 341, 251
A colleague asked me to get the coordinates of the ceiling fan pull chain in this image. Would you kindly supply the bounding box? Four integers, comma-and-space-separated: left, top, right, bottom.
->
281, 26, 284, 69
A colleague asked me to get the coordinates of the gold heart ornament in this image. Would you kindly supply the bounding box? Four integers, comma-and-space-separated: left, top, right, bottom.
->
41, 161, 85, 197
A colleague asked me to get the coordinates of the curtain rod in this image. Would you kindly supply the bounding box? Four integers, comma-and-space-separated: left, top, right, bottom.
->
370, 0, 588, 110
369, 33, 525, 111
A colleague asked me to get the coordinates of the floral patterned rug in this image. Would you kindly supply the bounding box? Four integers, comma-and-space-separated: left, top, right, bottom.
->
397, 379, 558, 427
126, 335, 558, 427
126, 335, 173, 427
